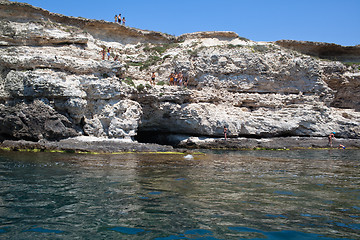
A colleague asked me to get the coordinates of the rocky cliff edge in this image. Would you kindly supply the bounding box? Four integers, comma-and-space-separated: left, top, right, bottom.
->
1, 1, 360, 151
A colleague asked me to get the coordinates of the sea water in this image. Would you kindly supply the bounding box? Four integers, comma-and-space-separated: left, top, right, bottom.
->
0, 149, 359, 239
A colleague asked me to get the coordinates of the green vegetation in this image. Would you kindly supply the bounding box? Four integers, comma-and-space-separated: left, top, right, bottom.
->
127, 56, 164, 71
127, 61, 143, 67
227, 44, 244, 49
187, 49, 199, 57
343, 62, 360, 70
151, 45, 169, 55
136, 84, 145, 92
238, 36, 250, 42
251, 45, 269, 53
124, 77, 135, 87
162, 55, 172, 61
140, 55, 162, 71
143, 43, 179, 55
145, 83, 152, 89
156, 81, 167, 86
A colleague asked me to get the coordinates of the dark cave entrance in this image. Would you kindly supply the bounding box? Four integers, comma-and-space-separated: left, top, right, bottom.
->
134, 130, 182, 147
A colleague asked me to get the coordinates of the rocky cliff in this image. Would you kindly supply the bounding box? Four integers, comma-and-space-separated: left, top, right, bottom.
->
1, 1, 360, 149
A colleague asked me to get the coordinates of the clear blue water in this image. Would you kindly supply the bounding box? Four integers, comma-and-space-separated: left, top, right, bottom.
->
0, 149, 359, 239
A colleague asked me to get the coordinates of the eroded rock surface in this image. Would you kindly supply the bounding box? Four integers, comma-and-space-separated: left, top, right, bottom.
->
0, 1, 359, 149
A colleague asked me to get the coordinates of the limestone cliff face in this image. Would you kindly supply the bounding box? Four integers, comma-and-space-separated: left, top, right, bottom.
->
0, 1, 359, 143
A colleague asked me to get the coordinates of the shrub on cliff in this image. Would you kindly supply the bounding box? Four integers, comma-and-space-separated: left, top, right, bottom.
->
143, 43, 179, 55
124, 77, 135, 87
156, 81, 167, 86
136, 84, 145, 92
140, 56, 161, 71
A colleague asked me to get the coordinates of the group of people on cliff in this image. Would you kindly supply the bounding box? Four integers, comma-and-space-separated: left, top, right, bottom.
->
100, 47, 121, 61
114, 13, 126, 25
168, 72, 188, 87
147, 71, 188, 87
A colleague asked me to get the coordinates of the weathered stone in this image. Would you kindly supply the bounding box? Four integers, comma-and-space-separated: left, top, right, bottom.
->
0, 1, 359, 149
0, 100, 79, 141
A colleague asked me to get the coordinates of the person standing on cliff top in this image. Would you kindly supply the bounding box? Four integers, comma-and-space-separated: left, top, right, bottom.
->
118, 14, 121, 24
328, 132, 335, 147
114, 15, 118, 23
122, 17, 126, 26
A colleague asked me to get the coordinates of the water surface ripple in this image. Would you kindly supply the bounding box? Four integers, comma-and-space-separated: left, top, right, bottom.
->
0, 150, 359, 239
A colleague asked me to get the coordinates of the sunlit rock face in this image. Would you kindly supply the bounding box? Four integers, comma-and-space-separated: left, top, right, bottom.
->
0, 1, 359, 142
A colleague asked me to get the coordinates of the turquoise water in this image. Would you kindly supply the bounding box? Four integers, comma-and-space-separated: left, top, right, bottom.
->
0, 149, 359, 239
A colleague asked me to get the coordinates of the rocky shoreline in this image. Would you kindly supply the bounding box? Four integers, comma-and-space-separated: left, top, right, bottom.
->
1, 1, 360, 148
1, 136, 359, 154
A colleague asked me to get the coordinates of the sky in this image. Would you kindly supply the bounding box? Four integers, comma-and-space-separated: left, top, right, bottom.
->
15, 0, 360, 46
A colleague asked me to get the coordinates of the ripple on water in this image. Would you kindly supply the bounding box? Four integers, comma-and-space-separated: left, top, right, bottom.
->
148, 191, 162, 195
175, 178, 186, 181
273, 190, 295, 196
301, 213, 323, 218
1, 150, 359, 240
228, 226, 345, 240
154, 229, 217, 240
266, 214, 288, 219
109, 226, 145, 234
23, 227, 64, 233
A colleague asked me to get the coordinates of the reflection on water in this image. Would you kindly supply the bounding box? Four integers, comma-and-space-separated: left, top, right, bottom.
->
0, 150, 359, 239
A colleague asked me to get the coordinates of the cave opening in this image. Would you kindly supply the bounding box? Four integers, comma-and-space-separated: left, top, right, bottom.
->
134, 130, 183, 147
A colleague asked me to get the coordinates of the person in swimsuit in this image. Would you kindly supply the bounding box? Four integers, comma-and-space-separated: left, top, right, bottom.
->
107, 47, 111, 60
100, 47, 106, 60
328, 132, 335, 147
178, 72, 183, 86
169, 73, 174, 86
183, 75, 188, 87
338, 144, 346, 149
122, 17, 126, 25
151, 72, 156, 85
174, 72, 178, 86
224, 126, 228, 140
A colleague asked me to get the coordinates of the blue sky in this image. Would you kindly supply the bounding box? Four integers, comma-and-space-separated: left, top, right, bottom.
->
16, 0, 359, 46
